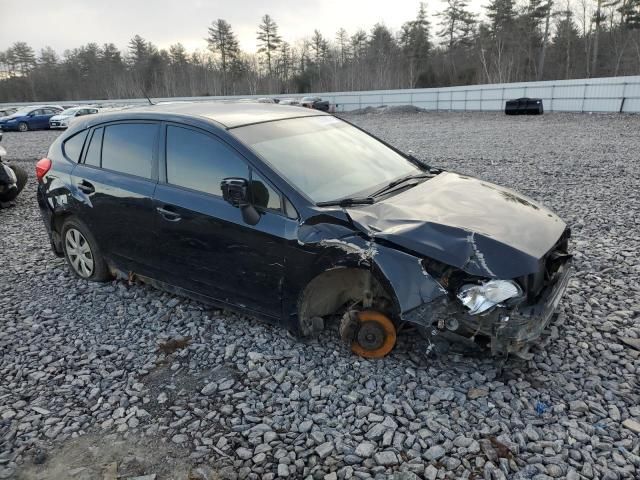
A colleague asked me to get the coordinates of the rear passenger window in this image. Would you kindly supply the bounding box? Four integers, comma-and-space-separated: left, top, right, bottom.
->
62, 130, 88, 162
166, 125, 248, 196
102, 123, 157, 179
84, 127, 103, 167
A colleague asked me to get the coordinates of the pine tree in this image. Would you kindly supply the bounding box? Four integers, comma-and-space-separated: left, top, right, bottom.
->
618, 0, 640, 27
257, 14, 282, 76
128, 35, 150, 67
400, 3, 431, 86
277, 41, 293, 82
437, 0, 477, 48
38, 47, 58, 67
311, 30, 328, 64
350, 30, 368, 58
11, 42, 36, 76
551, 4, 581, 78
207, 19, 241, 94
369, 23, 397, 57
207, 19, 240, 74
336, 28, 351, 65
486, 0, 517, 33
169, 43, 188, 65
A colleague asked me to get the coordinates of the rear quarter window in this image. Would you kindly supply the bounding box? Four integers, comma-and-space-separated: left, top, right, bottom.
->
62, 130, 88, 162
84, 127, 103, 167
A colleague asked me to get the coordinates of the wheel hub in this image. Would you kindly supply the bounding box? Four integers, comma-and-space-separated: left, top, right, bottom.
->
65, 228, 94, 278
357, 321, 386, 350
350, 310, 397, 359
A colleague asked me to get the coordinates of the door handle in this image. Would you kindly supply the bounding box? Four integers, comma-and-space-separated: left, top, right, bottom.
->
156, 206, 182, 222
77, 180, 95, 194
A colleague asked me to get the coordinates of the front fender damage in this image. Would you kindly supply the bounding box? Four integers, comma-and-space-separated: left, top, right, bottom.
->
297, 215, 571, 359
297, 220, 449, 332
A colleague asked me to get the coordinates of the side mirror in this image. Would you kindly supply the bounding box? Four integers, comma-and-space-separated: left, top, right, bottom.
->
220, 177, 260, 226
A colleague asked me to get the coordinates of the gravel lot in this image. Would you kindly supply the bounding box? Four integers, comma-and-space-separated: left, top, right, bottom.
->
1, 112, 639, 480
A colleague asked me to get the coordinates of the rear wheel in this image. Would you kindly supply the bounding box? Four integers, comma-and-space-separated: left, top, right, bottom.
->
18, 122, 28, 132
61, 218, 110, 281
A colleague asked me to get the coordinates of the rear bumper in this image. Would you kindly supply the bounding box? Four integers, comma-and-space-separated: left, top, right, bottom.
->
37, 186, 62, 254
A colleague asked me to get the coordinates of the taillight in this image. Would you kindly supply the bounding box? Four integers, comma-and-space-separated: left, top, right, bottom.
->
35, 158, 52, 182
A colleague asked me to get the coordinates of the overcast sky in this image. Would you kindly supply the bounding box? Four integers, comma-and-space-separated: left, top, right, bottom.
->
1, 0, 488, 55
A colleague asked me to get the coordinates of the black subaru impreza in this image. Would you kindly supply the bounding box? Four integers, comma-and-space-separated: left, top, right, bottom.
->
36, 102, 571, 359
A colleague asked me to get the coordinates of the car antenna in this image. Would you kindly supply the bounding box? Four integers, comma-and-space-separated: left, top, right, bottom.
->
141, 88, 156, 106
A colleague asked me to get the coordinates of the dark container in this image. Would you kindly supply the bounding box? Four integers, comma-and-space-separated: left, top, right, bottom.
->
505, 98, 544, 115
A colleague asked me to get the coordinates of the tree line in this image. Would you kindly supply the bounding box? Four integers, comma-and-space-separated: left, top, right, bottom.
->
1, 0, 639, 103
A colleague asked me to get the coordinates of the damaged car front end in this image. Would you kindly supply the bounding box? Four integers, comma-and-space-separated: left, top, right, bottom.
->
342, 178, 572, 359
414, 230, 572, 359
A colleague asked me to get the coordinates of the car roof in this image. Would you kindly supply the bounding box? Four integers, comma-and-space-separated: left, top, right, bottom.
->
114, 101, 327, 128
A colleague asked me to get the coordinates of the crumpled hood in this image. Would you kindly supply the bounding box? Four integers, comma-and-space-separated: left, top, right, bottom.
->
346, 172, 567, 278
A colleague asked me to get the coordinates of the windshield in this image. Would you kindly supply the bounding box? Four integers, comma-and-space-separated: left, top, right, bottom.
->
60, 108, 80, 116
232, 116, 420, 203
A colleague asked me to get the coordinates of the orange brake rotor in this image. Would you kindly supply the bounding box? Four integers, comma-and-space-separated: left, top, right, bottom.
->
351, 310, 397, 359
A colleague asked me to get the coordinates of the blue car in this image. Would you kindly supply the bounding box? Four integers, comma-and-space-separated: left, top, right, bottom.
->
0, 105, 64, 132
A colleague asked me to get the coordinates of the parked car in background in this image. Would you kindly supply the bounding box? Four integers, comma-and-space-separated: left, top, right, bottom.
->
257, 98, 277, 104
278, 98, 300, 106
300, 96, 332, 112
50, 106, 99, 129
0, 105, 64, 132
0, 107, 17, 118
36, 102, 571, 360
0, 130, 28, 204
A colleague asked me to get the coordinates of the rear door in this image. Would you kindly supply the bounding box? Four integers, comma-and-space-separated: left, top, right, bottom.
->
152, 123, 289, 317
70, 121, 160, 274
42, 108, 59, 127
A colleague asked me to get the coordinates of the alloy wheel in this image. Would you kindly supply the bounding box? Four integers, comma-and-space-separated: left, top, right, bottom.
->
65, 228, 94, 278
18, 122, 28, 132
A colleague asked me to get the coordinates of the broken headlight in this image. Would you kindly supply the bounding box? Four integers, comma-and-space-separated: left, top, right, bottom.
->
457, 280, 522, 315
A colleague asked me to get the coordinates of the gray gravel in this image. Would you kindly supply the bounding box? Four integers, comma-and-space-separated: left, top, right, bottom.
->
1, 112, 640, 479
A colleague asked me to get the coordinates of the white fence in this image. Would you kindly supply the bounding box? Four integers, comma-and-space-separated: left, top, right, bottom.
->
325, 75, 640, 113
2, 75, 639, 113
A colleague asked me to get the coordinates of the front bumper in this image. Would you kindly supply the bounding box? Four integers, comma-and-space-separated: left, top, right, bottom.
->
0, 123, 17, 131
49, 121, 68, 128
490, 260, 572, 356
406, 259, 572, 358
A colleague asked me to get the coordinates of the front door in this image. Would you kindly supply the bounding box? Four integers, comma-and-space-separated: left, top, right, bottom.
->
152, 124, 287, 318
70, 122, 160, 273
29, 109, 48, 129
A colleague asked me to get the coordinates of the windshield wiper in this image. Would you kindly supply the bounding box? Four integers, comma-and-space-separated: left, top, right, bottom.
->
371, 173, 431, 198
316, 197, 375, 207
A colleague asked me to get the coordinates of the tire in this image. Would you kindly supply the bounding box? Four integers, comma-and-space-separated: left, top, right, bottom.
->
18, 122, 28, 132
0, 165, 27, 202
61, 218, 111, 281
